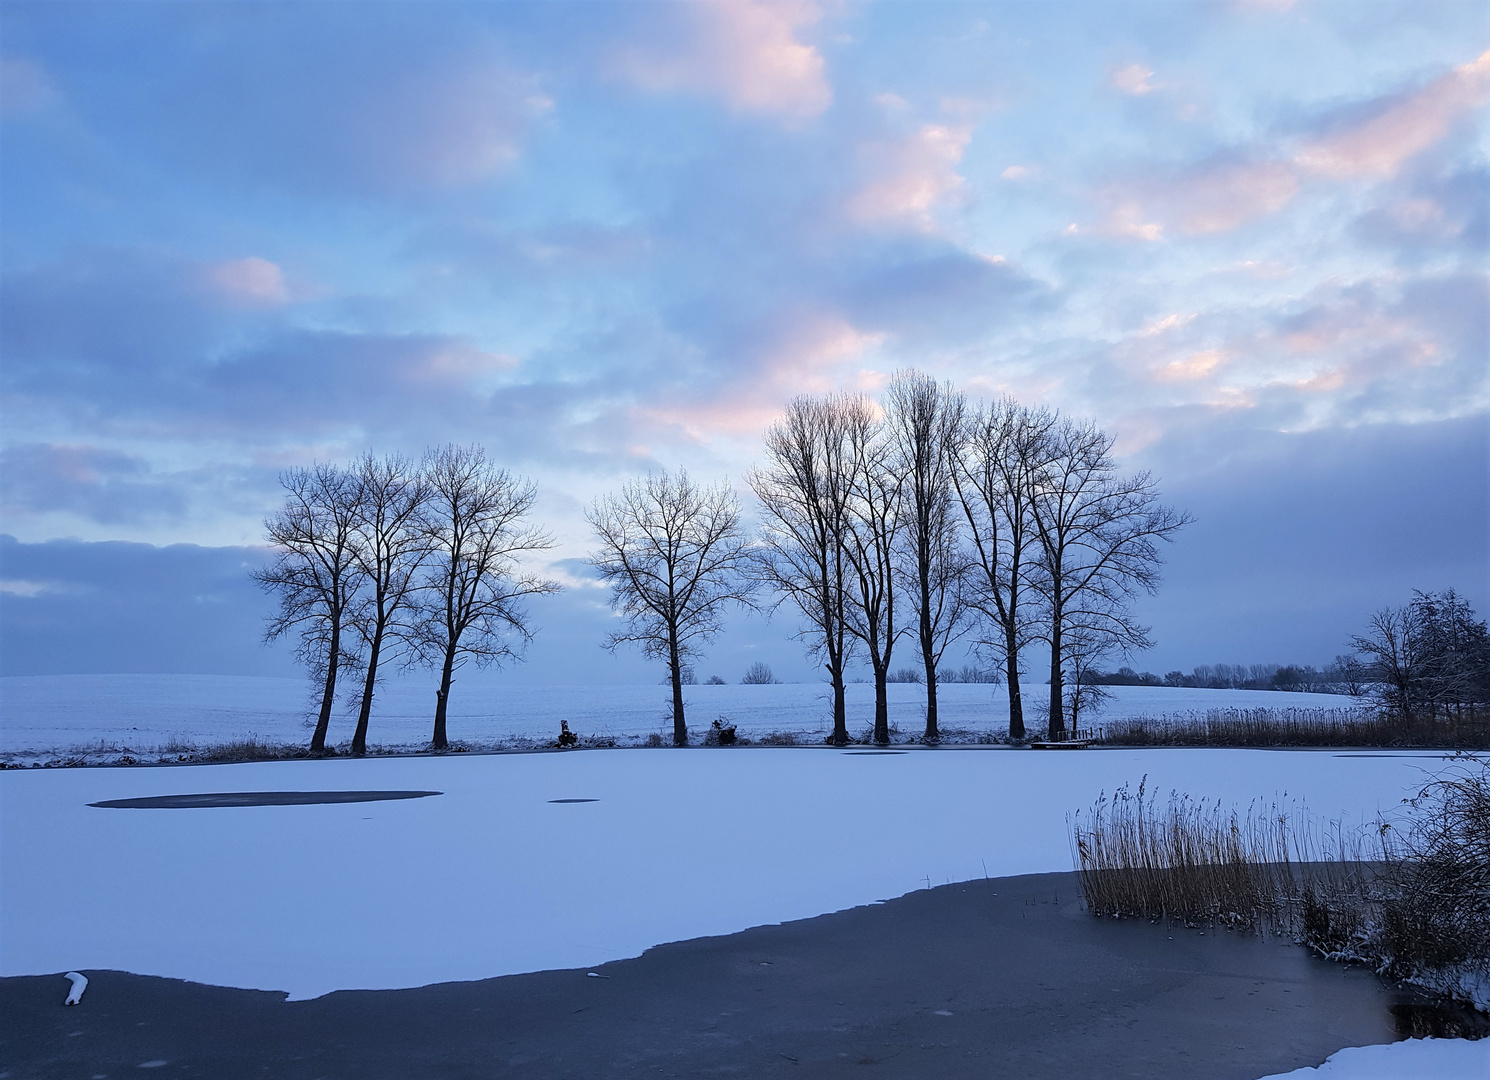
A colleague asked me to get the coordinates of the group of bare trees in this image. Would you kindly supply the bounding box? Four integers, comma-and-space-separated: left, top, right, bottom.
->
254, 446, 557, 752
1351, 589, 1490, 718
588, 370, 1189, 745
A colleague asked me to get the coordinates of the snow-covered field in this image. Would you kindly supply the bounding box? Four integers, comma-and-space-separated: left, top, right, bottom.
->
0, 673, 1360, 756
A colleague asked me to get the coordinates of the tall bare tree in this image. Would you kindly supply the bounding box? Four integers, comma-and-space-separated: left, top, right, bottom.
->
950, 398, 1052, 739
253, 463, 364, 753
842, 393, 906, 744
415, 445, 559, 750
588, 470, 754, 746
1025, 417, 1190, 739
346, 452, 430, 755
884, 370, 969, 741
751, 395, 856, 745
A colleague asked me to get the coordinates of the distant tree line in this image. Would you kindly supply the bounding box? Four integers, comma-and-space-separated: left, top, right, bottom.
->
1080, 660, 1366, 694
1080, 590, 1490, 723
590, 369, 1190, 745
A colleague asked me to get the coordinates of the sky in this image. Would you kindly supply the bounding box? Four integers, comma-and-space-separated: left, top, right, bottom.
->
1, 0, 1486, 684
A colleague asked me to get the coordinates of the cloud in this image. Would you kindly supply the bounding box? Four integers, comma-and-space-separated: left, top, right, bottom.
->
1110, 64, 1158, 96
846, 123, 972, 230
0, 444, 185, 525
1092, 49, 1488, 238
612, 0, 831, 120
1295, 49, 1490, 180
30, 8, 550, 195
207, 258, 290, 306
0, 55, 60, 115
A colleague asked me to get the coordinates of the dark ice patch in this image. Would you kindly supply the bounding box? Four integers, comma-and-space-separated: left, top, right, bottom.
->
90, 791, 442, 809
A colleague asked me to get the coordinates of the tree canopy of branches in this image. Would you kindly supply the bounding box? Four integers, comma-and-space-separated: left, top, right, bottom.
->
1025, 417, 1191, 740
751, 395, 857, 745
253, 463, 364, 753
884, 370, 969, 741
589, 470, 754, 745
950, 398, 1051, 739
415, 445, 559, 750
842, 393, 907, 744
1352, 589, 1490, 719
346, 452, 430, 755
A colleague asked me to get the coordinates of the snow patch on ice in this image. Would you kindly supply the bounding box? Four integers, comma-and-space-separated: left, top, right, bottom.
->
1253, 1036, 1489, 1078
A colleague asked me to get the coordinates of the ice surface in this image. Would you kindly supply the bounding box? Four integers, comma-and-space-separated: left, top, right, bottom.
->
0, 673, 1361, 755
0, 746, 1454, 1000
1252, 1036, 1489, 1078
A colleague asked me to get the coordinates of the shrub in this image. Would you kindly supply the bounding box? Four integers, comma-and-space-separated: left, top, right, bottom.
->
741, 662, 779, 685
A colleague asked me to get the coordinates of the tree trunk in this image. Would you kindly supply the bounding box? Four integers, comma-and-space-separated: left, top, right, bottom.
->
1047, 620, 1065, 740
352, 619, 384, 756
433, 649, 456, 750
923, 649, 939, 741
312, 624, 340, 753
873, 663, 890, 744
669, 633, 687, 746
1004, 621, 1024, 740
829, 661, 848, 745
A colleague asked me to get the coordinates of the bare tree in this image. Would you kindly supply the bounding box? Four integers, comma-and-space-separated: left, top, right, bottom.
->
253, 463, 365, 753
841, 393, 906, 744
415, 445, 559, 750
346, 452, 430, 755
884, 370, 969, 741
588, 470, 754, 746
950, 398, 1052, 740
1025, 417, 1191, 740
751, 395, 856, 745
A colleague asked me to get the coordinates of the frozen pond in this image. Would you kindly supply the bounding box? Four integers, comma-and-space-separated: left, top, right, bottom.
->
0, 745, 1453, 1000
0, 673, 1360, 754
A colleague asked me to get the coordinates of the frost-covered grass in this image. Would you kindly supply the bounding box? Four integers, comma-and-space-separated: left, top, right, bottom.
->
0, 673, 1362, 764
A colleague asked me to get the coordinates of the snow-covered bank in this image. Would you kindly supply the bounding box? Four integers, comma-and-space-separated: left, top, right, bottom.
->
0, 673, 1358, 758
0, 746, 1450, 999
1255, 1036, 1488, 1078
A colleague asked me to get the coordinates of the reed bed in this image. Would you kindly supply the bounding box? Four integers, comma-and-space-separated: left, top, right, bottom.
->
1072, 761, 1490, 1014
1096, 706, 1490, 749
1070, 777, 1372, 932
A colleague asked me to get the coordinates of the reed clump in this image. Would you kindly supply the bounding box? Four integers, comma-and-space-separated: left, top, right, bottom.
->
1072, 760, 1490, 1014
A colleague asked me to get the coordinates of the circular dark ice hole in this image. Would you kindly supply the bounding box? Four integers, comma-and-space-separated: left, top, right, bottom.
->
548, 798, 599, 803
90, 791, 442, 809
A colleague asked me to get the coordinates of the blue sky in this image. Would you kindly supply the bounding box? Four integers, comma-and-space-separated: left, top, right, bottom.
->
1, 0, 1485, 682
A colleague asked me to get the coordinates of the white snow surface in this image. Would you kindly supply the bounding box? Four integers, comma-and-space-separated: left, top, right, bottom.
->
1254, 1037, 1488, 1078
0, 674, 1360, 754
0, 746, 1455, 1001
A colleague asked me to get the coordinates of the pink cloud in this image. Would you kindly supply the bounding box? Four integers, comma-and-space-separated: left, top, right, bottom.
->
635, 313, 885, 443
207, 258, 290, 306
614, 1, 831, 121
1110, 64, 1158, 96
1295, 49, 1490, 180
1172, 160, 1300, 235
846, 123, 972, 230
